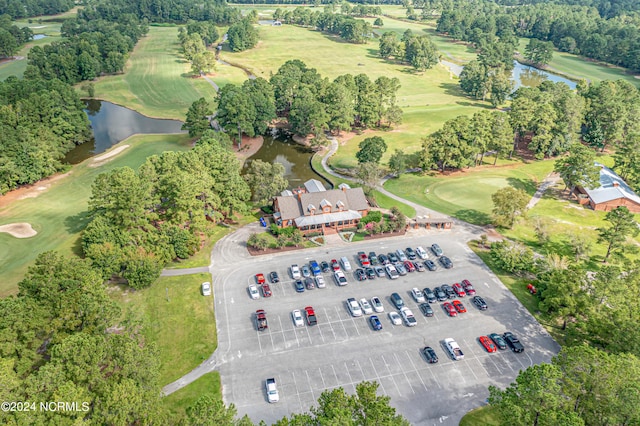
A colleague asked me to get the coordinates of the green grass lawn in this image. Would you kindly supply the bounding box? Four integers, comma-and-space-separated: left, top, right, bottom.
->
459, 405, 501, 426
91, 26, 225, 120
163, 372, 222, 421
0, 134, 192, 296
111, 273, 217, 386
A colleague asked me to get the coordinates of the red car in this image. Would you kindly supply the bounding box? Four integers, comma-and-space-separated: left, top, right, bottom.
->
358, 252, 371, 267
261, 283, 272, 297
403, 260, 416, 272
331, 259, 340, 271
443, 302, 457, 317
255, 273, 266, 285
452, 283, 466, 297
305, 306, 317, 325
479, 335, 497, 353
452, 299, 466, 313
461, 279, 476, 296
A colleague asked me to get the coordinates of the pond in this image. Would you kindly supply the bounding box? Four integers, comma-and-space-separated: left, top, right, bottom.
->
440, 59, 577, 89
32, 34, 47, 40
243, 133, 332, 189
65, 100, 186, 164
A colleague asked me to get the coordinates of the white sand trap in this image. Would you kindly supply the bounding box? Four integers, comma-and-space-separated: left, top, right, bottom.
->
90, 144, 130, 166
30, 25, 47, 29
0, 222, 37, 238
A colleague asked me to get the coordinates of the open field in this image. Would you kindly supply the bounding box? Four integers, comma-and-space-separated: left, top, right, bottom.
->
91, 26, 229, 120
111, 273, 217, 386
0, 134, 192, 296
163, 372, 222, 421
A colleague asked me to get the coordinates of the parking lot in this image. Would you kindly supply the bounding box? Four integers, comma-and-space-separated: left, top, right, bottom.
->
213, 232, 560, 425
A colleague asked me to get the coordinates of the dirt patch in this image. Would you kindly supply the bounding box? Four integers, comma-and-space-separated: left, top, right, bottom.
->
0, 222, 37, 238
233, 135, 264, 161
89, 144, 130, 167
0, 171, 72, 208
334, 129, 375, 145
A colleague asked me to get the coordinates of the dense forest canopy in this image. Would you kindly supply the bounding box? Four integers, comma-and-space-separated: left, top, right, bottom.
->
0, 0, 74, 19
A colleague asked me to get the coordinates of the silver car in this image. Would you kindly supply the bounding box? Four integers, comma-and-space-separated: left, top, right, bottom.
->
388, 311, 402, 325
371, 296, 384, 313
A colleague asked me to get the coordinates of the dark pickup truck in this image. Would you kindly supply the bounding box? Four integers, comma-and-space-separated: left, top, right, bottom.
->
503, 332, 525, 353
256, 309, 268, 331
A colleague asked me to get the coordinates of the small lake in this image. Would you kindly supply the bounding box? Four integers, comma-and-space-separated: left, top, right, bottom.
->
32, 34, 47, 40
440, 60, 577, 90
65, 100, 185, 164
244, 134, 332, 189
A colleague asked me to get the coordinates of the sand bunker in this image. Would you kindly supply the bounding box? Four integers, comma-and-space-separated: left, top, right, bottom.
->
0, 222, 37, 238
90, 144, 130, 166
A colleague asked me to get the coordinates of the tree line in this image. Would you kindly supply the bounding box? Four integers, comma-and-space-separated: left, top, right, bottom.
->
378, 29, 440, 71
0, 14, 33, 58
276, 7, 374, 44
0, 0, 74, 19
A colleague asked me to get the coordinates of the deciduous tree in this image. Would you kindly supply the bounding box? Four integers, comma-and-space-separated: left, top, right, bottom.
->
491, 186, 529, 228
553, 143, 600, 196
244, 159, 288, 205
356, 136, 388, 164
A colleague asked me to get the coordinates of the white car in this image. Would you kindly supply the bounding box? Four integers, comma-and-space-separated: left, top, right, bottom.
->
411, 287, 426, 303
291, 264, 301, 279
359, 298, 373, 315
201, 282, 211, 296
315, 275, 326, 288
340, 256, 352, 271
385, 264, 399, 280
334, 271, 348, 286
266, 378, 279, 403
400, 307, 417, 327
371, 296, 384, 313
347, 298, 362, 317
291, 309, 304, 327
388, 311, 402, 325
248, 285, 260, 300
416, 246, 429, 259
395, 249, 408, 262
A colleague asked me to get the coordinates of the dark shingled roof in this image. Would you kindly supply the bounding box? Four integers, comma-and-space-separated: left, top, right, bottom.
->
275, 187, 369, 221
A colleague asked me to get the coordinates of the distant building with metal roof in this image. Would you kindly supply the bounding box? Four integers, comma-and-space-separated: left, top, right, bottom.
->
575, 163, 640, 213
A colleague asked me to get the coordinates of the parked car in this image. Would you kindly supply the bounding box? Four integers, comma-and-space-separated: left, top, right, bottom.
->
378, 254, 389, 265
452, 283, 466, 297
371, 296, 384, 313
304, 277, 315, 290
385, 264, 399, 280
390, 292, 404, 309
291, 309, 304, 327
416, 246, 429, 260
423, 287, 437, 303
368, 252, 379, 265
334, 271, 348, 286
201, 281, 211, 296
365, 267, 376, 280
405, 247, 417, 260
443, 302, 457, 317
369, 315, 383, 331
439, 255, 453, 269
305, 306, 317, 325
374, 266, 386, 277
503, 332, 525, 353
388, 311, 402, 325
262, 283, 272, 297
488, 333, 508, 350
452, 299, 467, 313
248, 284, 260, 300
294, 279, 305, 293
256, 309, 268, 331
387, 252, 399, 263
419, 303, 434, 317
355, 268, 367, 281
472, 295, 488, 310
269, 271, 279, 283
266, 378, 279, 403
347, 298, 363, 317
358, 251, 370, 267
315, 275, 326, 288
331, 259, 340, 272
400, 307, 417, 326
320, 261, 331, 273
479, 335, 498, 353
291, 264, 301, 279
404, 260, 416, 273
340, 256, 352, 271
395, 263, 408, 276
422, 346, 439, 363
301, 264, 311, 278
461, 279, 476, 295
395, 249, 408, 262
255, 273, 266, 285
441, 284, 456, 299
434, 286, 447, 301
431, 243, 443, 257
309, 260, 321, 276
424, 259, 437, 271
359, 298, 374, 315
411, 287, 426, 303
414, 261, 426, 272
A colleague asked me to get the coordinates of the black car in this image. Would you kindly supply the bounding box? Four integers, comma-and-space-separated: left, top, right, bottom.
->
355, 268, 367, 281
269, 271, 279, 283
305, 276, 315, 290
378, 254, 389, 265
431, 243, 443, 257
419, 303, 434, 317
488, 333, 507, 350
295, 279, 305, 293
405, 247, 417, 260
424, 259, 437, 271
472, 295, 488, 310
365, 267, 376, 280
503, 332, 525, 353
387, 252, 399, 263
369, 252, 379, 265
441, 284, 456, 299
423, 287, 437, 303
439, 255, 453, 269
390, 292, 404, 309
320, 261, 331, 273
422, 346, 439, 363
434, 286, 447, 301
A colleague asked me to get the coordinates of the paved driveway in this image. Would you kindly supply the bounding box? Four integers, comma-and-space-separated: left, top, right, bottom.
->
213, 231, 559, 425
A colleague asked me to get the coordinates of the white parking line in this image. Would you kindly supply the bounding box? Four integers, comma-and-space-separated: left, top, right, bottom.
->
304, 321, 313, 346
318, 367, 327, 389
305, 370, 316, 401
367, 357, 388, 395
322, 307, 337, 340
343, 361, 357, 390
331, 364, 340, 385
334, 306, 349, 336
381, 354, 402, 396
290, 370, 303, 408
316, 319, 325, 343
393, 352, 416, 394
277, 315, 287, 345
405, 350, 429, 392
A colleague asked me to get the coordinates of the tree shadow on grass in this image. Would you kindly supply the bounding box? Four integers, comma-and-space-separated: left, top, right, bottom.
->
175, 59, 189, 64
507, 177, 537, 195
440, 82, 464, 97
64, 211, 91, 257
454, 208, 491, 226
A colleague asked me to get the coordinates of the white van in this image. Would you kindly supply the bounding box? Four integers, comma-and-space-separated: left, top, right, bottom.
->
416, 246, 428, 260
340, 256, 352, 271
